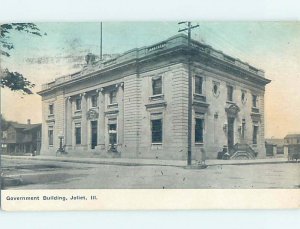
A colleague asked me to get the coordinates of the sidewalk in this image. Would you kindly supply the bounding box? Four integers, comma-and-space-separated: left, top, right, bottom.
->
1, 154, 289, 167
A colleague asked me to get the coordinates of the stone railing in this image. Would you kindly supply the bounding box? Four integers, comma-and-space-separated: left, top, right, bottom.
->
191, 39, 265, 77
56, 74, 72, 84
147, 42, 166, 53
40, 34, 265, 92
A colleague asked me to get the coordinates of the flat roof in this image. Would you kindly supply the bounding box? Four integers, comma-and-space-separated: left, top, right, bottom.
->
39, 34, 269, 94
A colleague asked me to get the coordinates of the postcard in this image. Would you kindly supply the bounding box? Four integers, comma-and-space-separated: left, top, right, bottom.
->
0, 22, 299, 211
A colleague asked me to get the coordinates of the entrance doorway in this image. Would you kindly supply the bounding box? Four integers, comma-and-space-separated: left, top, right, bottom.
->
227, 117, 235, 153
91, 121, 97, 149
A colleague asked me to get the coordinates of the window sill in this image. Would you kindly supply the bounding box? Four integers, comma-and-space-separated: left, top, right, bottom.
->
151, 143, 163, 150
194, 93, 206, 102
194, 93, 205, 97
226, 100, 235, 104
149, 94, 164, 101
195, 142, 204, 146
107, 103, 118, 109
251, 107, 260, 113
47, 115, 55, 122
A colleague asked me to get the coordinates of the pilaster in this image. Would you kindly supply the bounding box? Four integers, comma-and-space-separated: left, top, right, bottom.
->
65, 97, 72, 148
98, 88, 105, 149
81, 93, 88, 147
117, 83, 124, 147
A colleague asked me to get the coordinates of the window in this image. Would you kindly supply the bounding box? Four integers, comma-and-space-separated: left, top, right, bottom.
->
91, 95, 98, 107
2, 131, 7, 139
213, 84, 218, 95
108, 123, 117, 145
49, 104, 54, 115
75, 127, 81, 145
241, 119, 246, 140
227, 85, 234, 102
75, 98, 81, 111
109, 91, 117, 104
252, 95, 258, 108
241, 91, 247, 103
253, 125, 258, 145
151, 119, 162, 143
48, 128, 53, 146
195, 118, 204, 143
212, 81, 220, 97
152, 76, 162, 95
195, 76, 203, 94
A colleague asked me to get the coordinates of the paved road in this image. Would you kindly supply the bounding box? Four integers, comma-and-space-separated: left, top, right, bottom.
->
1, 157, 299, 189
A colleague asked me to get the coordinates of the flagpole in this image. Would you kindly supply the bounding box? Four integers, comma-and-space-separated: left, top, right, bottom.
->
100, 22, 102, 60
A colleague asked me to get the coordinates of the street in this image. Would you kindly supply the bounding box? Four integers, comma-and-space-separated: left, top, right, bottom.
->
1, 157, 299, 189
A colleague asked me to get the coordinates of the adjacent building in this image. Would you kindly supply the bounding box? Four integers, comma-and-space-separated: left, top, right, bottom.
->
38, 34, 270, 160
283, 133, 300, 158
284, 134, 300, 145
1, 120, 42, 155
265, 138, 285, 157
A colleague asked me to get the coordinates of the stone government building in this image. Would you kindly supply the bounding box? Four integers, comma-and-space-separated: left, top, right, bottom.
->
38, 34, 271, 160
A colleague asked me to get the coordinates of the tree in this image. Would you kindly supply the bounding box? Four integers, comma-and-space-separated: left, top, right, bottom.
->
0, 114, 9, 130
0, 23, 45, 94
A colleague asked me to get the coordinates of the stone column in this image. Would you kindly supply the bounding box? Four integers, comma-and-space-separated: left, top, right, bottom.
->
81, 93, 88, 148
117, 83, 124, 148
97, 88, 105, 151
65, 97, 73, 149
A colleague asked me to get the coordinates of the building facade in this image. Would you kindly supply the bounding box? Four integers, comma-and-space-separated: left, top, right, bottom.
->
284, 134, 300, 145
283, 134, 300, 158
265, 138, 285, 157
38, 34, 270, 160
1, 120, 42, 155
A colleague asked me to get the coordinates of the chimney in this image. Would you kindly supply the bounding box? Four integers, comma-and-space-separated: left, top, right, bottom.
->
27, 119, 31, 125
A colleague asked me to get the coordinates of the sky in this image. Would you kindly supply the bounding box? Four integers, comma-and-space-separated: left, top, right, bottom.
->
1, 22, 300, 138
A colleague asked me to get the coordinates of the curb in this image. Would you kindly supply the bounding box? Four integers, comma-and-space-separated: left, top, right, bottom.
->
1, 155, 290, 167
1, 155, 186, 168
208, 160, 291, 167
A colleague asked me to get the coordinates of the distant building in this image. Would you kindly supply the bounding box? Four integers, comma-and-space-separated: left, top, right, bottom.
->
283, 133, 300, 158
38, 34, 270, 160
265, 138, 284, 157
284, 134, 300, 145
1, 119, 41, 155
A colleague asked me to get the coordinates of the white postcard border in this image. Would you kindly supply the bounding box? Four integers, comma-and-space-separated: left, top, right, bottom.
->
2, 189, 299, 211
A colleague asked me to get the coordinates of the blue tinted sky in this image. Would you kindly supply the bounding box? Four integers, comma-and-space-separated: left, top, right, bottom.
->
2, 22, 300, 138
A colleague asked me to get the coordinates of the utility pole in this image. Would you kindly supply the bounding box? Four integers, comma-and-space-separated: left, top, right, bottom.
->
100, 22, 103, 60
0, 25, 3, 195
178, 22, 199, 166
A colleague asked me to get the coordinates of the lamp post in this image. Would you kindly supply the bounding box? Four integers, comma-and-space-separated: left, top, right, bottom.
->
57, 131, 65, 155
109, 129, 118, 153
